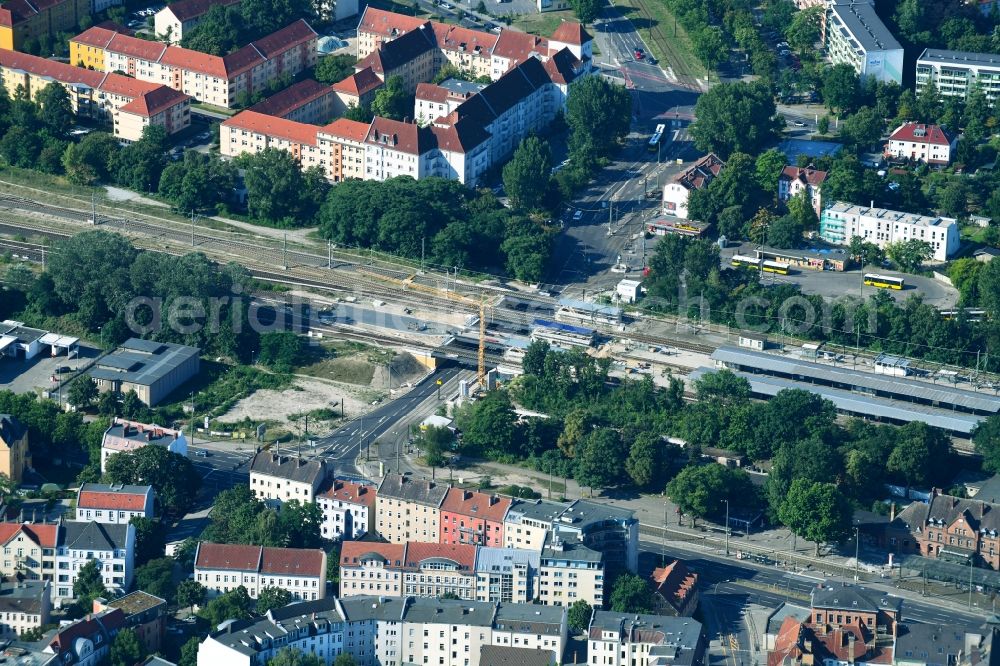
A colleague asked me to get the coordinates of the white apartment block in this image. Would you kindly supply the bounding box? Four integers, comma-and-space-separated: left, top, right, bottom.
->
316, 479, 376, 541
825, 1, 903, 83
475, 547, 537, 603
587, 611, 704, 666
249, 451, 327, 503
197, 595, 565, 666
193, 543, 326, 602
55, 522, 135, 601
339, 542, 405, 598
916, 48, 1000, 104
538, 537, 605, 608
75, 484, 155, 524
0, 581, 50, 639
820, 202, 960, 261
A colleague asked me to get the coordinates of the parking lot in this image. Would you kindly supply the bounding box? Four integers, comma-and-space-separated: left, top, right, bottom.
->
0, 344, 100, 397
126, 4, 163, 33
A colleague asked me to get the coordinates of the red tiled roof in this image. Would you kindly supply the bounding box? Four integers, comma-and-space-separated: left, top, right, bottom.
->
650, 559, 697, 611
544, 46, 583, 85
676, 153, 724, 191
321, 117, 371, 143
366, 116, 430, 155
161, 0, 241, 23
0, 523, 58, 549
49, 609, 126, 657
195, 543, 263, 571
780, 165, 827, 186
249, 78, 333, 118
431, 22, 498, 56
358, 6, 427, 39
415, 82, 449, 104
107, 32, 168, 61
0, 49, 105, 88
0, 0, 78, 28
251, 19, 316, 58
318, 479, 377, 507
888, 122, 953, 146
260, 546, 325, 577
223, 110, 319, 146
340, 540, 404, 566
550, 20, 591, 46
440, 488, 511, 522
333, 66, 383, 97
70, 26, 118, 49
120, 85, 190, 117
78, 490, 149, 511
403, 541, 476, 570
492, 29, 548, 63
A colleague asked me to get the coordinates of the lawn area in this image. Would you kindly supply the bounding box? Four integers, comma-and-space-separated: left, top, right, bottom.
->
612, 0, 702, 82
296, 340, 395, 385
191, 102, 236, 117
511, 9, 576, 36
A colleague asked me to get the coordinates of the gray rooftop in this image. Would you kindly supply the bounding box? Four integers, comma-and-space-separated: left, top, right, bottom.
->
0, 320, 47, 345
79, 483, 153, 496
337, 595, 408, 622
829, 1, 901, 52
811, 584, 901, 614
0, 581, 47, 615
400, 597, 495, 626
689, 367, 985, 435
90, 338, 199, 387
250, 452, 327, 486
0, 415, 25, 446
493, 603, 563, 634
895, 624, 970, 665
506, 499, 568, 524
558, 499, 636, 527
974, 475, 1000, 504
61, 521, 130, 552
590, 611, 703, 665
479, 645, 552, 666
764, 602, 810, 636
826, 202, 956, 230
0, 643, 55, 666
541, 538, 603, 563
709, 346, 1000, 414
378, 473, 449, 508
918, 48, 1000, 69
438, 77, 486, 96
476, 546, 539, 573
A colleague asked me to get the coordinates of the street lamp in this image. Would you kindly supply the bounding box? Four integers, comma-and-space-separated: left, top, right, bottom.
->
724, 499, 730, 557
853, 526, 860, 581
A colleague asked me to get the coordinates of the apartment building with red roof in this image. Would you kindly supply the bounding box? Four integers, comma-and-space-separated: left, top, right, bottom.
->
0, 49, 190, 141
778, 165, 828, 218
249, 79, 339, 124
316, 478, 376, 540
332, 65, 383, 113
662, 153, 725, 219
70, 19, 317, 108
44, 608, 127, 665
194, 542, 327, 601
339, 541, 405, 597
885, 122, 958, 165
440, 488, 511, 547
339, 540, 478, 600
153, 0, 243, 43
76, 483, 155, 525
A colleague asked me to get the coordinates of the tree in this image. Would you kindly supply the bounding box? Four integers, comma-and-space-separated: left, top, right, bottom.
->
135, 557, 175, 601
785, 6, 821, 54
885, 239, 932, 272
666, 465, 755, 527
787, 190, 819, 232
315, 54, 357, 84
569, 0, 601, 23
258, 331, 306, 372
240, 148, 314, 225
416, 425, 454, 467
62, 132, 120, 185
848, 235, 885, 268
176, 579, 206, 611
115, 125, 169, 192
817, 115, 830, 135
767, 214, 803, 249
778, 479, 852, 555
840, 107, 884, 149
158, 151, 237, 213
567, 599, 592, 634
0, 126, 41, 167
502, 136, 552, 211
256, 586, 293, 614
565, 75, 631, 161
268, 649, 324, 666
73, 559, 106, 605
575, 428, 627, 493
887, 421, 951, 488
754, 148, 787, 193
179, 638, 200, 666
822, 64, 859, 115
625, 431, 662, 488
334, 655, 358, 666
975, 415, 1000, 474
37, 82, 74, 138
109, 628, 145, 666
180, 4, 241, 55
199, 586, 255, 627
609, 573, 652, 613
370, 76, 410, 121
692, 26, 726, 78
104, 445, 202, 515
130, 516, 166, 567
453, 391, 516, 457
694, 369, 750, 405
690, 81, 783, 158
67, 376, 98, 409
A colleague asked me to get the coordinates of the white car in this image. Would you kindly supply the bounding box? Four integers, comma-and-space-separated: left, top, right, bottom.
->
572, 210, 584, 221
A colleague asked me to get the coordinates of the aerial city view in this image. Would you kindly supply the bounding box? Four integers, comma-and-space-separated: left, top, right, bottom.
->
3, 0, 1000, 663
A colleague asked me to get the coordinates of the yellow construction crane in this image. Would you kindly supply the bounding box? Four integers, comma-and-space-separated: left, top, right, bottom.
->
478, 298, 487, 388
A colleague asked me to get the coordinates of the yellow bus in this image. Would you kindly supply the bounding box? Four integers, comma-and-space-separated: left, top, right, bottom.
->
863, 273, 904, 290
731, 255, 790, 275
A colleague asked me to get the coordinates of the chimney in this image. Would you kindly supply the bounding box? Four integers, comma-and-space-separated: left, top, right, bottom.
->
889, 502, 896, 522
848, 632, 856, 663
137, 424, 144, 433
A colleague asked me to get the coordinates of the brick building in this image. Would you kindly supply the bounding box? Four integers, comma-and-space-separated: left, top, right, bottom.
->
650, 559, 698, 617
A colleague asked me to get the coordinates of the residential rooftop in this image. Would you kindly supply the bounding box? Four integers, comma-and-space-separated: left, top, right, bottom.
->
829, 1, 901, 52
918, 47, 1000, 68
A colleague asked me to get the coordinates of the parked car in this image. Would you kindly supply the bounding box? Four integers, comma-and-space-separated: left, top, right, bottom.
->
573, 209, 584, 221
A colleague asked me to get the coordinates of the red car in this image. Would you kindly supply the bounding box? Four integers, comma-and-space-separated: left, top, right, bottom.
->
634, 48, 644, 60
